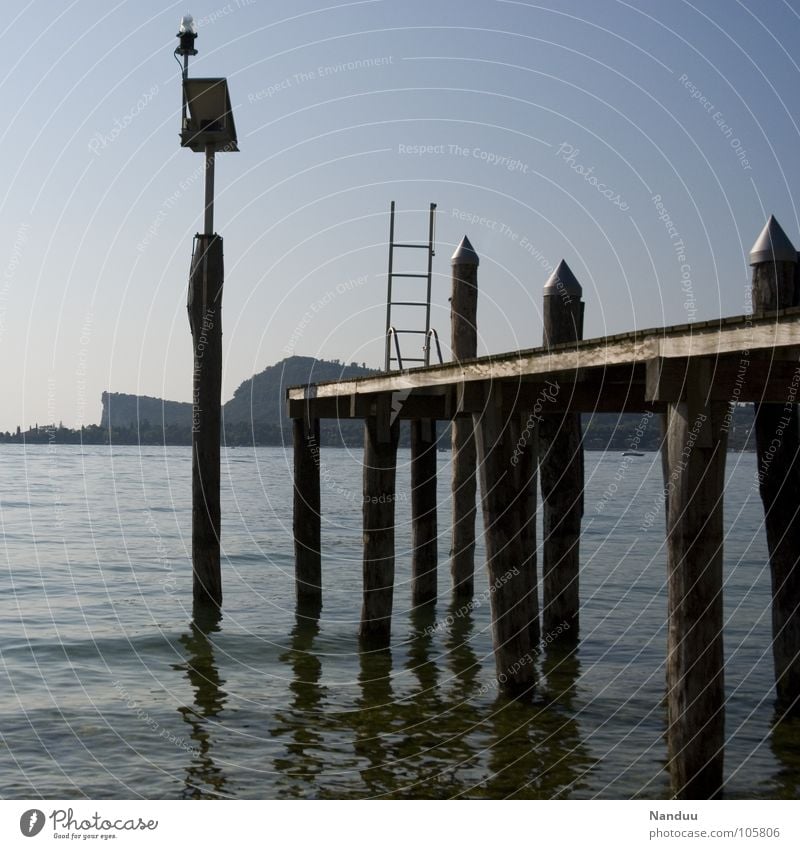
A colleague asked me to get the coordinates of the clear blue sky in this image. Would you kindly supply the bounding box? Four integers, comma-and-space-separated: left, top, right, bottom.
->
1, 0, 799, 431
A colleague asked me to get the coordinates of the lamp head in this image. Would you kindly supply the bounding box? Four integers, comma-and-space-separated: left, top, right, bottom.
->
176, 14, 198, 56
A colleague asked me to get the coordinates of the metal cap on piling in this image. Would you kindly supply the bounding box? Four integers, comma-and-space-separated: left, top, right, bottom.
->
451, 235, 479, 266
544, 259, 582, 297
749, 215, 797, 266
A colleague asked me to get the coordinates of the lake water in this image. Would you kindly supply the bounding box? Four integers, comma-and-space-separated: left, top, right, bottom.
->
0, 444, 797, 799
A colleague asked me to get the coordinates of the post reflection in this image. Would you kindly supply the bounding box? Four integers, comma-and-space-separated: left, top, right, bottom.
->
768, 710, 800, 798
272, 603, 326, 797
480, 646, 592, 798
177, 605, 228, 799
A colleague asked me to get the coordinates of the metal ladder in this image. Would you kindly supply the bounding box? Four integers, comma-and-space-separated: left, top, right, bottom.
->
384, 201, 439, 371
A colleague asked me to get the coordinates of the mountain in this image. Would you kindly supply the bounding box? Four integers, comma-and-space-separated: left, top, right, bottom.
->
100, 356, 377, 446
94, 357, 756, 450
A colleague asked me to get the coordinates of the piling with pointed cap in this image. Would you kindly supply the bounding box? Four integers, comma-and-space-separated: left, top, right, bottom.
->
450, 236, 479, 599
750, 215, 798, 311
539, 260, 584, 644
749, 215, 800, 717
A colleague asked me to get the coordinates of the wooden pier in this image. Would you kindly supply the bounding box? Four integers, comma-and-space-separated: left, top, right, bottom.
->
285, 220, 800, 799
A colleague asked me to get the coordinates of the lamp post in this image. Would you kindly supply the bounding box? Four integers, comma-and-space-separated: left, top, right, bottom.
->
176, 16, 238, 609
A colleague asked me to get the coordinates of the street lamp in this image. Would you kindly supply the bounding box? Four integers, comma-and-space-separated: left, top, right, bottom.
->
176, 15, 239, 609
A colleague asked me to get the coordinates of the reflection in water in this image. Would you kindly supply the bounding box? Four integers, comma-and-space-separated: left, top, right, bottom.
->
177, 605, 228, 799
768, 710, 800, 798
479, 646, 592, 798
271, 604, 326, 797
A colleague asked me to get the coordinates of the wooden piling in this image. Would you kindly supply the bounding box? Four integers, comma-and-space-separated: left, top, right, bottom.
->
475, 386, 537, 696
539, 260, 584, 642
750, 215, 800, 716
293, 416, 322, 609
188, 234, 223, 608
450, 236, 479, 599
360, 400, 400, 647
662, 387, 728, 798
410, 418, 438, 606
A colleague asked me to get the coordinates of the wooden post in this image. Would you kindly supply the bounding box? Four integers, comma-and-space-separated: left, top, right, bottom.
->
474, 386, 537, 697
662, 387, 728, 798
293, 416, 321, 609
411, 418, 438, 606
188, 234, 223, 608
749, 215, 800, 717
360, 398, 400, 647
450, 235, 479, 599
540, 260, 584, 642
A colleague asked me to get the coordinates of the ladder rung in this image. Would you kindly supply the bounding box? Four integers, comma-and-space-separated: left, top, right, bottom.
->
392, 329, 427, 334
389, 273, 429, 278
390, 357, 426, 362
392, 243, 429, 249
390, 301, 427, 307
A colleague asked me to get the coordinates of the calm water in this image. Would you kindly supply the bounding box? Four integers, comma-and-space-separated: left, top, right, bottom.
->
0, 444, 798, 799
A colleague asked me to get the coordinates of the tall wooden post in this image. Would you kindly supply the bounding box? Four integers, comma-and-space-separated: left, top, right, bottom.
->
662, 384, 728, 798
188, 234, 223, 608
475, 386, 537, 697
540, 260, 584, 642
293, 416, 321, 609
411, 418, 438, 606
360, 399, 400, 647
750, 215, 800, 717
450, 236, 479, 599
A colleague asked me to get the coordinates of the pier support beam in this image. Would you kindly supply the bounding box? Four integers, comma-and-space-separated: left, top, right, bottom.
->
475, 388, 538, 697
411, 418, 438, 606
662, 387, 728, 799
293, 417, 321, 609
750, 216, 800, 717
450, 236, 479, 599
539, 260, 584, 642
188, 234, 223, 609
360, 402, 400, 647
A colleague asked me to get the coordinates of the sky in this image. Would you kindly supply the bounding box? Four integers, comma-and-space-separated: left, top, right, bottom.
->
1, 0, 800, 432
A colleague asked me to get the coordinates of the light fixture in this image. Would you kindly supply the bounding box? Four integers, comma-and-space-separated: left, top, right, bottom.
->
176, 14, 198, 57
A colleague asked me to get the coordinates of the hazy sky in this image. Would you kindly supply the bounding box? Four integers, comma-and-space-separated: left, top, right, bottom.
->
1, 0, 799, 431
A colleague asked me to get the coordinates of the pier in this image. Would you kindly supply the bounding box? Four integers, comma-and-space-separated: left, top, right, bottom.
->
282, 217, 800, 799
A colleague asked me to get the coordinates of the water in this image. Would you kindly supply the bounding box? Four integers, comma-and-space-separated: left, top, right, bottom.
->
0, 444, 797, 799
